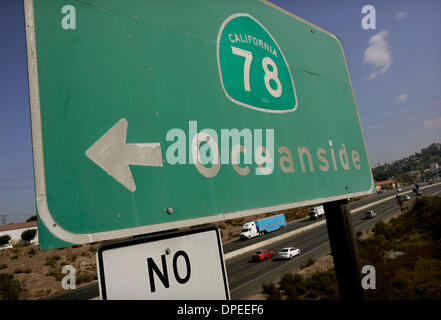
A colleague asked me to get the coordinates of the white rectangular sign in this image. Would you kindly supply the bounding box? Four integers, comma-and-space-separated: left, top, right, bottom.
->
96, 226, 230, 300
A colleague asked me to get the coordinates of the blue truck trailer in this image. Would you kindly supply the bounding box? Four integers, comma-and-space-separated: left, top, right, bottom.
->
240, 214, 286, 240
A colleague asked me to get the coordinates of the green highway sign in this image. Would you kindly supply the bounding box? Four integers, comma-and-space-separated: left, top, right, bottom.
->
25, 0, 374, 250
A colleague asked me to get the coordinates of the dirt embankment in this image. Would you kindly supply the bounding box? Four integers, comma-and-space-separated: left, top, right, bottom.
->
0, 243, 98, 300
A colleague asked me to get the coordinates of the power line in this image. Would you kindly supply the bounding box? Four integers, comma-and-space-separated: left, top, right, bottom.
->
365, 123, 430, 138
363, 113, 441, 132
361, 103, 441, 127
359, 95, 441, 115
365, 120, 427, 134
364, 114, 441, 134
361, 106, 441, 127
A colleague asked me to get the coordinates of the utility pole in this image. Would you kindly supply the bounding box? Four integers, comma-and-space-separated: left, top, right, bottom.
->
324, 199, 365, 300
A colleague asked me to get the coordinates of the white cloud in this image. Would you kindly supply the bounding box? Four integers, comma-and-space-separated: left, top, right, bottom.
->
363, 30, 393, 80
395, 12, 409, 20
367, 72, 378, 80
424, 117, 441, 128
396, 94, 408, 102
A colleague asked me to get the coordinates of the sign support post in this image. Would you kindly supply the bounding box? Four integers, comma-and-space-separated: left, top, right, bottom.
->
324, 199, 365, 300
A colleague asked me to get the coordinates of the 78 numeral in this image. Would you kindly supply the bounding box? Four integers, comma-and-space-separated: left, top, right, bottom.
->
231, 46, 282, 98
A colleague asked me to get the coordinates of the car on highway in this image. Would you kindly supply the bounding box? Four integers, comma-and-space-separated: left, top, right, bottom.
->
365, 210, 377, 218
416, 190, 423, 196
401, 195, 411, 201
252, 250, 274, 261
277, 247, 301, 259
396, 187, 402, 192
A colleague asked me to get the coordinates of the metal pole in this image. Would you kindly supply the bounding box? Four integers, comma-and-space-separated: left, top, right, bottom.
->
323, 199, 364, 300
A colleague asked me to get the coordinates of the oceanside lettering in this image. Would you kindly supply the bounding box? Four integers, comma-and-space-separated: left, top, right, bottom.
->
165, 121, 362, 178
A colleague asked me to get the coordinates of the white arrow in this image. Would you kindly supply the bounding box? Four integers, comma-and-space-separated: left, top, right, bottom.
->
85, 118, 163, 192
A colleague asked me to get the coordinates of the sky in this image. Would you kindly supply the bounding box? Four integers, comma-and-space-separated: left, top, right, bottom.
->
0, 0, 440, 223
270, 0, 441, 166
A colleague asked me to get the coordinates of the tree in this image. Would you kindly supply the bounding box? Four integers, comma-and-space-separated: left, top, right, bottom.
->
0, 235, 11, 246
21, 229, 37, 245
26, 215, 37, 222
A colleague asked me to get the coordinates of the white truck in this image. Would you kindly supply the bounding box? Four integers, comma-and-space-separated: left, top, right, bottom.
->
309, 205, 325, 220
240, 214, 286, 240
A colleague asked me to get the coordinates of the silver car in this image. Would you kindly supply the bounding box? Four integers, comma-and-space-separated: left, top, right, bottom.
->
277, 247, 301, 259
365, 210, 377, 218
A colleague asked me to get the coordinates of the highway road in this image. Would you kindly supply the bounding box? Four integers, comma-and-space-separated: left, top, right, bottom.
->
223, 183, 419, 255
228, 182, 441, 299
45, 182, 441, 300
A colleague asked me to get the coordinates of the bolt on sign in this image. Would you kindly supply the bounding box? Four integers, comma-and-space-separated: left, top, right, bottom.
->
25, 0, 373, 250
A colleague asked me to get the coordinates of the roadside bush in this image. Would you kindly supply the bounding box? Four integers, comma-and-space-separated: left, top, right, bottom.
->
275, 270, 338, 300
76, 272, 97, 285
45, 255, 61, 268
0, 273, 22, 300
45, 269, 64, 281
304, 270, 338, 299
409, 197, 441, 241
279, 273, 305, 299
12, 241, 25, 249
21, 229, 37, 245
262, 282, 281, 300
0, 235, 11, 246
373, 220, 392, 240
70, 253, 79, 263
14, 268, 24, 274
